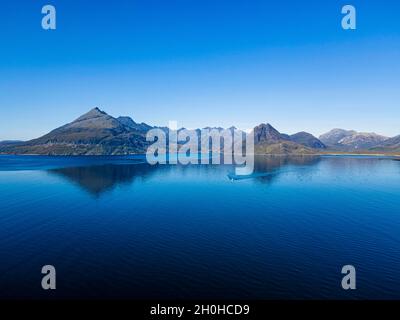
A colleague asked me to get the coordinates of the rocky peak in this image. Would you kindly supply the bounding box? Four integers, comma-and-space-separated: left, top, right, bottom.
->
253, 123, 286, 143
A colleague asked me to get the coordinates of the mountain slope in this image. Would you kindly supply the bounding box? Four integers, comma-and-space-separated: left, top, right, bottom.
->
320, 128, 389, 151
255, 140, 317, 155
253, 123, 288, 144
290, 132, 326, 149
117, 116, 153, 133
0, 108, 149, 155
0, 140, 24, 147
3, 109, 395, 156
252, 123, 318, 155
370, 135, 400, 152
319, 129, 357, 146
338, 132, 389, 149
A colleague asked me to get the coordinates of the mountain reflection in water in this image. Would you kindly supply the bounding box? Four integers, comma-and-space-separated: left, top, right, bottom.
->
47, 156, 322, 196
48, 163, 156, 196
1, 155, 400, 299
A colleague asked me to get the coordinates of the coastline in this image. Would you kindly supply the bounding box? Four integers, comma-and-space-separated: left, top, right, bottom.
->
320, 153, 400, 157
1, 152, 399, 158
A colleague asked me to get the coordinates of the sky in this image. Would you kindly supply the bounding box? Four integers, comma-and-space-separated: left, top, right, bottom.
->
0, 0, 399, 140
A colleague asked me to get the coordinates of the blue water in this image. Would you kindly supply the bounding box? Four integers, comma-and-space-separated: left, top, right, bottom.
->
0, 155, 400, 299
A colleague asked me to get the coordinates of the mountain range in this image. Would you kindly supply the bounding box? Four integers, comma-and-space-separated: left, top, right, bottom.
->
319, 129, 390, 151
0, 108, 399, 155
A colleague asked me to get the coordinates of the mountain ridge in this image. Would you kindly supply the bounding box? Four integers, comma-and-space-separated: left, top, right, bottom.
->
0, 108, 398, 155
319, 128, 390, 151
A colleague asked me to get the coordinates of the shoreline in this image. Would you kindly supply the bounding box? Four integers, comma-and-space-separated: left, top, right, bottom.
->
1, 152, 400, 158
319, 153, 400, 157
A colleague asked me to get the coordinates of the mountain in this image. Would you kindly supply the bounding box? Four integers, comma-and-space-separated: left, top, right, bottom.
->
319, 129, 389, 151
338, 132, 389, 149
0, 112, 323, 155
0, 140, 24, 147
290, 132, 326, 149
253, 123, 287, 143
370, 135, 400, 153
117, 116, 153, 132
252, 123, 318, 155
4, 108, 394, 156
319, 129, 357, 146
0, 108, 150, 155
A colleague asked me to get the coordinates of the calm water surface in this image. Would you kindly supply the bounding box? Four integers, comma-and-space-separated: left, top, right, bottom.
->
0, 155, 400, 299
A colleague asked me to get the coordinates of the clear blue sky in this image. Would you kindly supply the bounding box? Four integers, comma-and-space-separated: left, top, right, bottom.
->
0, 0, 399, 140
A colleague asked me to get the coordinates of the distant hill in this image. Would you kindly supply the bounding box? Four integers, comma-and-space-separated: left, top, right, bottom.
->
290, 132, 326, 149
370, 135, 400, 153
0, 140, 24, 147
320, 129, 390, 151
117, 116, 153, 132
319, 129, 356, 146
338, 132, 389, 150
